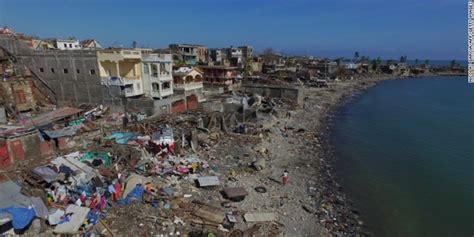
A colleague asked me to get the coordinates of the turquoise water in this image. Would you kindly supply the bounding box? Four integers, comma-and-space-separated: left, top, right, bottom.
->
331, 77, 474, 236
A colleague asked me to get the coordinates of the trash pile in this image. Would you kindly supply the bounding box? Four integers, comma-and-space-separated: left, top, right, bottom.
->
0, 93, 289, 236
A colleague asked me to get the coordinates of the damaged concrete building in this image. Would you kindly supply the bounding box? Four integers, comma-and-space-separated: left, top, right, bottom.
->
0, 34, 124, 108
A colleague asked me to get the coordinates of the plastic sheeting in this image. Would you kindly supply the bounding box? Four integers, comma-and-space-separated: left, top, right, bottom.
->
118, 185, 144, 205
106, 132, 136, 144
0, 207, 36, 229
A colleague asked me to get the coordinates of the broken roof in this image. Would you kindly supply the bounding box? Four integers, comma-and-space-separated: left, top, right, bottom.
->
23, 107, 83, 129
43, 125, 82, 138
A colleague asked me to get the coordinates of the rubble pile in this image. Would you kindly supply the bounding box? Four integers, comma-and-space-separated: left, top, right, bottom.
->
0, 93, 294, 236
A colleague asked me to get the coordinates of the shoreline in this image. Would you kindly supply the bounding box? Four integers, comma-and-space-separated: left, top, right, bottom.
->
309, 73, 465, 235
310, 75, 397, 235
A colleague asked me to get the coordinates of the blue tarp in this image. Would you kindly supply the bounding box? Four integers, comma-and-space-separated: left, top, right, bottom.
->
0, 207, 36, 229
117, 185, 144, 205
106, 132, 136, 144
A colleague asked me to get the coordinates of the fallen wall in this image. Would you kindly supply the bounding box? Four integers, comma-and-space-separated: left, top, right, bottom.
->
241, 83, 303, 104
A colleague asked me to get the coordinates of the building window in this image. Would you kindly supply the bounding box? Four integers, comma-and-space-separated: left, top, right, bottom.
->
69, 43, 72, 48
143, 63, 149, 75
39, 68, 44, 73
76, 69, 80, 74
152, 83, 159, 91
63, 43, 67, 48
160, 63, 169, 75
51, 68, 55, 73
90, 69, 96, 75
163, 82, 171, 89
151, 64, 158, 77
63, 68, 68, 73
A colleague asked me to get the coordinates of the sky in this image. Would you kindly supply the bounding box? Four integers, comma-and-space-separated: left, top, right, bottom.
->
0, 0, 466, 60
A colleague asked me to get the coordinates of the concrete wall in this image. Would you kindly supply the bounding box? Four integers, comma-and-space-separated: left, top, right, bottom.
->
241, 83, 304, 104
125, 98, 155, 116
0, 36, 123, 107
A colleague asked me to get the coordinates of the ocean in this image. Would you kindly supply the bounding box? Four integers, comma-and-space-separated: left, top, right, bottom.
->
331, 76, 474, 236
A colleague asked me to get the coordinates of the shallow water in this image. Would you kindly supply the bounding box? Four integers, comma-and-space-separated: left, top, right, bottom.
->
331, 77, 474, 236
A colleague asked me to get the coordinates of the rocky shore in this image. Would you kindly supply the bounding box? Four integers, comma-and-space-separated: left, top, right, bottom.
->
283, 75, 397, 236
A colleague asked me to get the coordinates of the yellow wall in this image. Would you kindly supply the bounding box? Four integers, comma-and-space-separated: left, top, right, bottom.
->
119, 60, 142, 78
97, 50, 142, 79
99, 61, 118, 77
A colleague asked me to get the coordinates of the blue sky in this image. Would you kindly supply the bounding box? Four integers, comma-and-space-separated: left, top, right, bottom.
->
0, 0, 466, 60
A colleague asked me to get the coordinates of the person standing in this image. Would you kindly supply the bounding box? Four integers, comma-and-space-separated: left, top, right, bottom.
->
282, 170, 289, 185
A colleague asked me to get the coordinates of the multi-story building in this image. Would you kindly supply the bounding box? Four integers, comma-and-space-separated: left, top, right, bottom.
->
198, 65, 239, 92
142, 53, 173, 99
0, 33, 123, 106
173, 67, 204, 93
196, 46, 207, 64
172, 67, 205, 113
98, 49, 144, 97
209, 48, 224, 65
227, 47, 243, 67
239, 45, 253, 60
169, 44, 199, 66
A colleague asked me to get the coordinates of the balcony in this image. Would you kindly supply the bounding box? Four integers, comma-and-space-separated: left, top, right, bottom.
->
123, 82, 144, 97
122, 77, 141, 85
174, 82, 203, 91
101, 76, 124, 86
151, 88, 173, 98
149, 74, 172, 82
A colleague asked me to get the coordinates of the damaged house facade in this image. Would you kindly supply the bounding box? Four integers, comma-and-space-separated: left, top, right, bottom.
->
97, 48, 144, 98
0, 33, 124, 108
